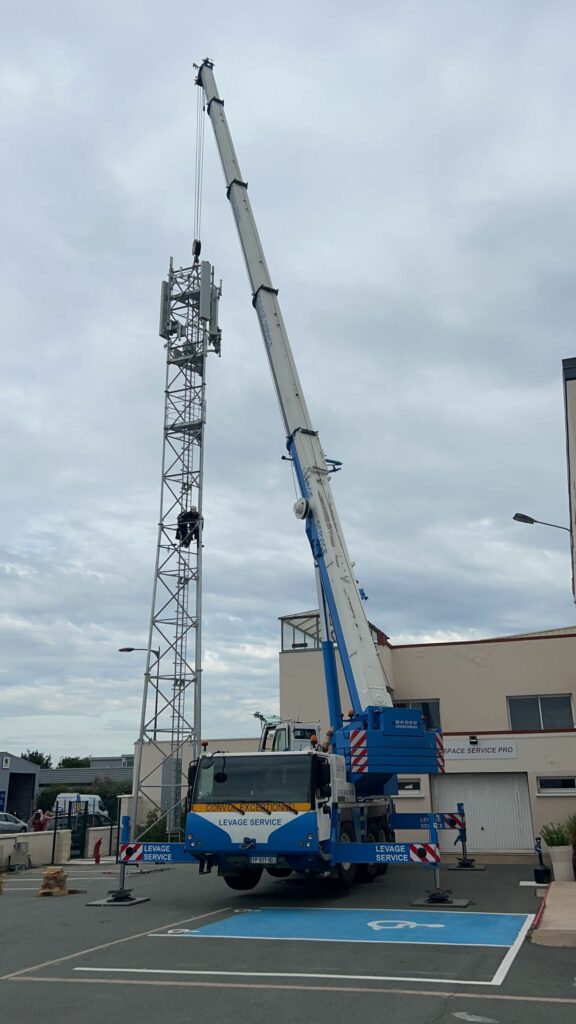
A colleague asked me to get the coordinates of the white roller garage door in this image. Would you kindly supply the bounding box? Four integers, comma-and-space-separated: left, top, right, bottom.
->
431, 772, 534, 852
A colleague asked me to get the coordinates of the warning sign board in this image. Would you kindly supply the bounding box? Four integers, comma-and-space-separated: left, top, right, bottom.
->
119, 843, 143, 863
118, 842, 182, 864
409, 843, 440, 864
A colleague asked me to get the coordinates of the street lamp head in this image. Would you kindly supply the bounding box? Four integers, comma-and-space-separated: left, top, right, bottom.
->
118, 646, 160, 656
513, 513, 536, 525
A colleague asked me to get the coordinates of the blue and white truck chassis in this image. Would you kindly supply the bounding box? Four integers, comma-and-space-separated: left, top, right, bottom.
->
119, 750, 468, 892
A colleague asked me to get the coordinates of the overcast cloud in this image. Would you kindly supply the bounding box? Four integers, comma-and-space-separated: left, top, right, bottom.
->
2, 1, 576, 760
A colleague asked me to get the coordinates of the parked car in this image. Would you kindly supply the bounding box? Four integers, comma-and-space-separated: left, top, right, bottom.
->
0, 811, 27, 834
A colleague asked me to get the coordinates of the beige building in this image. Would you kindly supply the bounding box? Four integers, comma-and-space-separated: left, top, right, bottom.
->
280, 612, 576, 856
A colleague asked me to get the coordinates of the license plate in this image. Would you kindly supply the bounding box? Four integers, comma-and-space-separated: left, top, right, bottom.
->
249, 856, 277, 865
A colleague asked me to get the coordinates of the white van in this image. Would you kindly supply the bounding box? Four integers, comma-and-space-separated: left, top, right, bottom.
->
53, 793, 109, 817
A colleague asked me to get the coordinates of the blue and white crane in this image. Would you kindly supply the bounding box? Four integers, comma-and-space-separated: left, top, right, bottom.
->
118, 61, 463, 892
193, 58, 440, 783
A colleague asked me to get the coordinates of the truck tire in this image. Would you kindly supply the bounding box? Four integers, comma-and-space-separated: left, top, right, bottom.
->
334, 826, 357, 889
357, 831, 378, 883
222, 868, 263, 891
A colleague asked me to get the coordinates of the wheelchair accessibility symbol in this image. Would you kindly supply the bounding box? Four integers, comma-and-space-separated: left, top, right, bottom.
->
367, 919, 444, 931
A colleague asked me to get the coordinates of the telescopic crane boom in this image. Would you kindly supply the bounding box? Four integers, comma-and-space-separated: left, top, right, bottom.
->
195, 59, 391, 721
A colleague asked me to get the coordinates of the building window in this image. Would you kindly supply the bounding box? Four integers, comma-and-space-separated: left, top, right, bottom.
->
394, 700, 441, 731
397, 777, 422, 796
537, 776, 576, 795
280, 613, 386, 652
281, 616, 320, 652
507, 695, 574, 731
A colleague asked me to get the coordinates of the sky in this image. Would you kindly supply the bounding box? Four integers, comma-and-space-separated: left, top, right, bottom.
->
2, 1, 576, 760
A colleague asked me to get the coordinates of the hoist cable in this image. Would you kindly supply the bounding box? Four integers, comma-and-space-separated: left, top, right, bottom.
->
289, 457, 300, 501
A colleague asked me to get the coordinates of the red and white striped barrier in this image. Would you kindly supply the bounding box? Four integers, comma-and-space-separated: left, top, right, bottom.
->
443, 812, 465, 830
435, 732, 445, 773
119, 843, 143, 863
409, 842, 441, 864
349, 729, 368, 773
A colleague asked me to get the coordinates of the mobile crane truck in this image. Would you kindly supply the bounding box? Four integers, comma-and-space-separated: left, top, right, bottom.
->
119, 61, 466, 892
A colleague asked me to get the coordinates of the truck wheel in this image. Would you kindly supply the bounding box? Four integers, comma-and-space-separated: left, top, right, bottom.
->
357, 831, 378, 883
334, 827, 357, 888
222, 868, 263, 891
266, 867, 293, 878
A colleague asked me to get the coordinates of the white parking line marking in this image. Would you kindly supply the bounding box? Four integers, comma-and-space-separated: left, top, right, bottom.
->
73, 967, 499, 987
5, 876, 115, 883
152, 932, 512, 948
1, 908, 231, 980
453, 1013, 498, 1023
490, 915, 533, 986
3, 879, 111, 891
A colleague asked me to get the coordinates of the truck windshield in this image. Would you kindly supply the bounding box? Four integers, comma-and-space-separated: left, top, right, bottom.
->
194, 754, 312, 805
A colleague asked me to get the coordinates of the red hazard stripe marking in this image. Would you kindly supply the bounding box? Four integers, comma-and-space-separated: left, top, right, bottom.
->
409, 842, 440, 863
436, 733, 446, 773
119, 843, 143, 862
443, 814, 464, 829
349, 729, 367, 772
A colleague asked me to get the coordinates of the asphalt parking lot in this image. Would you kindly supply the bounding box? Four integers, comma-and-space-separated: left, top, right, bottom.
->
1, 861, 575, 1024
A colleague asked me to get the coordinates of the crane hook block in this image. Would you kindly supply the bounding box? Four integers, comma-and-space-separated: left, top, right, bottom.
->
293, 498, 310, 520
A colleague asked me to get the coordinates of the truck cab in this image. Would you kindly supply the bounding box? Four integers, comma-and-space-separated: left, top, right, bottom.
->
185, 749, 392, 890
257, 716, 321, 752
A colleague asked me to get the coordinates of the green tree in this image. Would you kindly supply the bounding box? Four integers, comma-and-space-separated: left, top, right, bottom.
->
89, 777, 132, 819
21, 749, 52, 768
57, 756, 91, 768
37, 786, 64, 812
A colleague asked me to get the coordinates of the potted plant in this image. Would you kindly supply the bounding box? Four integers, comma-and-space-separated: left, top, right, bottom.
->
540, 822, 573, 881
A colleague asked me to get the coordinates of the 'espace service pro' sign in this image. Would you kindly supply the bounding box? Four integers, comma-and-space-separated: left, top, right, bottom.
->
444, 738, 517, 760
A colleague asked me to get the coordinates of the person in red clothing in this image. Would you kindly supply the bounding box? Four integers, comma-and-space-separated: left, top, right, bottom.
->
30, 810, 46, 832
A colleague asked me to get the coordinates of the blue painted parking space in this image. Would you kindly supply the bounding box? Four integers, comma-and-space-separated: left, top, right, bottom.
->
173, 907, 531, 947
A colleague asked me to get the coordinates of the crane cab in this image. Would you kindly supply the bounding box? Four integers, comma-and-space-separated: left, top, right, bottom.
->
256, 714, 321, 752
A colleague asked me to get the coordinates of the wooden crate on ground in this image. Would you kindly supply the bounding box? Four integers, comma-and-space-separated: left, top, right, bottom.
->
37, 866, 68, 897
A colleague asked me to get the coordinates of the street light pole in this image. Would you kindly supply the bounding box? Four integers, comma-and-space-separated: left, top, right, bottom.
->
118, 646, 160, 837
118, 647, 160, 741
512, 512, 570, 534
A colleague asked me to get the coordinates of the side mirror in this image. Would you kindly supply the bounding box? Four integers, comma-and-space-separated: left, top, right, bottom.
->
187, 759, 199, 786
318, 783, 332, 800
316, 759, 331, 787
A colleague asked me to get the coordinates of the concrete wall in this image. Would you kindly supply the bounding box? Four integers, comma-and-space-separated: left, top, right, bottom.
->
85, 825, 118, 859
280, 631, 576, 737
280, 649, 346, 735
390, 732, 576, 838
392, 633, 576, 732
0, 830, 71, 869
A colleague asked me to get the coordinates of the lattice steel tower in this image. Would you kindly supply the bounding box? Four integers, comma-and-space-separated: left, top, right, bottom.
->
132, 252, 221, 840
